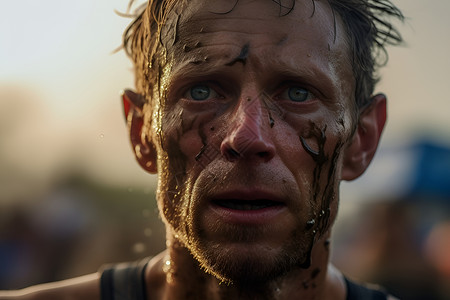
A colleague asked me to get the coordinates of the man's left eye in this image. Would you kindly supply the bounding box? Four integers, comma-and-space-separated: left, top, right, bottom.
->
284, 87, 312, 102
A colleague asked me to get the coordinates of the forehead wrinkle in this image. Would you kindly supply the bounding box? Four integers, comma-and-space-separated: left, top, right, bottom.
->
182, 17, 295, 36
176, 21, 286, 51
174, 3, 340, 54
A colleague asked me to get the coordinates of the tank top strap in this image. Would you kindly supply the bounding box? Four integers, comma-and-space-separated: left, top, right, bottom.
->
100, 258, 149, 300
345, 276, 390, 300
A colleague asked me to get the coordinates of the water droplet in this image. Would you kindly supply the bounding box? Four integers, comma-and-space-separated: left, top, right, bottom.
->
99, 133, 105, 138
163, 258, 172, 275
144, 228, 153, 237
306, 219, 315, 229
132, 242, 146, 254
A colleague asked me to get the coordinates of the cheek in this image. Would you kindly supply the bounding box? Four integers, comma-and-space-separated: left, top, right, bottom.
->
176, 109, 222, 172
281, 111, 349, 233
160, 106, 215, 159
156, 108, 219, 215
179, 130, 207, 169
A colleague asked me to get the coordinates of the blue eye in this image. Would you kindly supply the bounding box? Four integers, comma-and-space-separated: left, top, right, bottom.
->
190, 85, 211, 101
288, 87, 310, 102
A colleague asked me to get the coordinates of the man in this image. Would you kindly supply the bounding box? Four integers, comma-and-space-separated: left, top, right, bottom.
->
0, 0, 403, 299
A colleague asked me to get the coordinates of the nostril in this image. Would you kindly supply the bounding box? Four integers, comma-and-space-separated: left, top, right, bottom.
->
229, 148, 240, 158
257, 151, 270, 158
225, 148, 241, 161
220, 130, 276, 162
256, 146, 275, 162
221, 141, 241, 162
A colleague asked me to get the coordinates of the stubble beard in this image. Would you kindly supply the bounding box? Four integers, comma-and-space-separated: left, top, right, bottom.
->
159, 162, 328, 287
184, 213, 318, 287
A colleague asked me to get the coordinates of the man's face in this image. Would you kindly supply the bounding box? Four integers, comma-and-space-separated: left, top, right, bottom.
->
149, 0, 355, 284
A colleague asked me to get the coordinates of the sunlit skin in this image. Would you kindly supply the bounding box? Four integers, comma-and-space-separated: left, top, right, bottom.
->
155, 0, 353, 284
0, 0, 388, 299
129, 0, 385, 299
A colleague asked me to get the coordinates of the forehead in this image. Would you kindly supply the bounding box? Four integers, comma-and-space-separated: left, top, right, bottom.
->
179, 0, 338, 44
161, 0, 353, 100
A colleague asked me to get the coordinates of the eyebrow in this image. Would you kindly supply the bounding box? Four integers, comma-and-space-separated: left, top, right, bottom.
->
168, 44, 339, 100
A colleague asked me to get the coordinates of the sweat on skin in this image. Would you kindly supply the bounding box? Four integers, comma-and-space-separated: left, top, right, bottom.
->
123, 0, 385, 299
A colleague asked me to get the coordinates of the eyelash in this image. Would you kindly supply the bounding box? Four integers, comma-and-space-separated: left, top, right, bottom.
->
181, 82, 316, 104
182, 83, 222, 102
276, 86, 315, 103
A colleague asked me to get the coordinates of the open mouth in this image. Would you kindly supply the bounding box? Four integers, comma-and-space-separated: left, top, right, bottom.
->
212, 199, 283, 210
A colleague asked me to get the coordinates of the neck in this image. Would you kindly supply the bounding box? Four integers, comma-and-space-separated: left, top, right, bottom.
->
158, 232, 344, 300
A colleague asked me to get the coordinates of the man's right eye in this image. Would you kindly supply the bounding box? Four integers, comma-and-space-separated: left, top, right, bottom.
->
185, 85, 218, 101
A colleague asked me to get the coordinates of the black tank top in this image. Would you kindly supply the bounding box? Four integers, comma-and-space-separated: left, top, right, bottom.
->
100, 259, 148, 300
100, 260, 393, 300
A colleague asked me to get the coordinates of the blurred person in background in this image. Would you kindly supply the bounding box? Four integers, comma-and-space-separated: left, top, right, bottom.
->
0, 0, 404, 299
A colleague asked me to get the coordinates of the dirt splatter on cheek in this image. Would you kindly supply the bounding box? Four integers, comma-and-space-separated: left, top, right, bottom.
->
297, 121, 345, 268
159, 103, 221, 243
194, 123, 215, 163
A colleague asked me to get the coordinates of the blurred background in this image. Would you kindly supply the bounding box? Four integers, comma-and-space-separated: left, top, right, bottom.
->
1, 0, 449, 299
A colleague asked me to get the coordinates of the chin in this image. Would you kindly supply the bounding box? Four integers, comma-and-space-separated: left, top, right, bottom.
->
190, 229, 316, 286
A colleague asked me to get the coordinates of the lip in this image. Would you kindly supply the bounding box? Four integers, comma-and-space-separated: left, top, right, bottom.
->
208, 189, 287, 225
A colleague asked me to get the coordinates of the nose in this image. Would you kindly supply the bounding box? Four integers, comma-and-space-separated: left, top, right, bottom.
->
220, 96, 275, 162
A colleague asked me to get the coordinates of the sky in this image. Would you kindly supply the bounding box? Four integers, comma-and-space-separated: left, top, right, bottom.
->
1, 0, 450, 203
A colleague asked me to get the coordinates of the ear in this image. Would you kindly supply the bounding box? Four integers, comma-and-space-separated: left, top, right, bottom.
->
341, 94, 387, 181
122, 89, 157, 174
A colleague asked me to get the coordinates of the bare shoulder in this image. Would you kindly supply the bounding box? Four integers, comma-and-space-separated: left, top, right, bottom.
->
0, 273, 100, 300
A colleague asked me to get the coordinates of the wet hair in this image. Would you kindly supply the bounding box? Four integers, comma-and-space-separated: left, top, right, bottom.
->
327, 0, 403, 110
122, 0, 179, 101
123, 0, 403, 112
